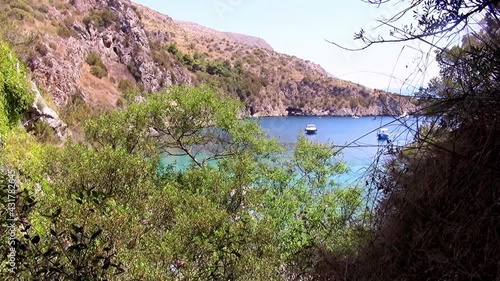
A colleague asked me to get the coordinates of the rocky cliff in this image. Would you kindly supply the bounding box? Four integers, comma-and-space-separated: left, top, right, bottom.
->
1, 0, 416, 120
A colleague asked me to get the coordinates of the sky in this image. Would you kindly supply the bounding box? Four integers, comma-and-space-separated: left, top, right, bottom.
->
133, 0, 443, 93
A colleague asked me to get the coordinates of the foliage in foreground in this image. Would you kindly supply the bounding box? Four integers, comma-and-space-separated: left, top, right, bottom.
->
0, 85, 366, 280
313, 2, 500, 281
0, 42, 33, 135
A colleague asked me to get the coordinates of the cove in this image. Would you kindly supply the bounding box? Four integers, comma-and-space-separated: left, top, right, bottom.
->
257, 115, 419, 187
159, 115, 421, 187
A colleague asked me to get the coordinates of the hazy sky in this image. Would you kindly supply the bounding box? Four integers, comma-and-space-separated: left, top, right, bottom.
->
133, 0, 443, 93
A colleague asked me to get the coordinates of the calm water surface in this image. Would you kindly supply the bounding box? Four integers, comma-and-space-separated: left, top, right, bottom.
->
258, 116, 419, 187
161, 115, 421, 187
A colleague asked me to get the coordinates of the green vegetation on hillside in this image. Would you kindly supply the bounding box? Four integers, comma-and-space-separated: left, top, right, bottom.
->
83, 9, 118, 30
4, 0, 497, 279
86, 52, 108, 79
1, 84, 366, 280
310, 2, 500, 281
165, 42, 268, 105
0, 42, 33, 135
158, 40, 405, 116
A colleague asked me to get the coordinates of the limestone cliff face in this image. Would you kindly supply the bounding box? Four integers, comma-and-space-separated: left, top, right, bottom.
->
27, 0, 192, 108
8, 0, 416, 117
23, 84, 69, 139
252, 79, 416, 116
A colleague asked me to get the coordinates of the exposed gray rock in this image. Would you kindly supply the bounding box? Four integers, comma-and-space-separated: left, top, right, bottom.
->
30, 0, 193, 108
28, 0, 416, 118
23, 83, 69, 139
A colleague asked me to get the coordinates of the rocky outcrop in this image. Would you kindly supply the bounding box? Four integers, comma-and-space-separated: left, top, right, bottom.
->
249, 77, 417, 117
10, 0, 417, 118
23, 84, 69, 139
30, 0, 193, 107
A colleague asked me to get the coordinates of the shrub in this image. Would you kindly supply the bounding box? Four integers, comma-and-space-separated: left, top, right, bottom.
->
35, 43, 48, 56
0, 42, 34, 132
90, 66, 107, 78
7, 8, 33, 21
8, 1, 33, 13
117, 79, 137, 93
32, 120, 57, 143
82, 9, 117, 30
86, 52, 108, 78
86, 52, 102, 66
56, 25, 77, 38
181, 53, 194, 66
191, 60, 205, 72
127, 62, 140, 81
60, 92, 100, 140
151, 48, 171, 69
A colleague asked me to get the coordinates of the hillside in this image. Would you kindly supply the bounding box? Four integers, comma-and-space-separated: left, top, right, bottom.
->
1, 0, 416, 121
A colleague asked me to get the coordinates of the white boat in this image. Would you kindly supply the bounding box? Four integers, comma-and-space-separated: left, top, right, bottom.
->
352, 107, 360, 118
377, 128, 390, 140
305, 124, 317, 134
399, 111, 409, 119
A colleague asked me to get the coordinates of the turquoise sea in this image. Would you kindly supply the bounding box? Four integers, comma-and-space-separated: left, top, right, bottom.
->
258, 116, 420, 187
160, 115, 421, 187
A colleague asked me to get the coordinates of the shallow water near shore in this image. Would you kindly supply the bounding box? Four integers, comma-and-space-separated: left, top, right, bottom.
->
160, 115, 421, 187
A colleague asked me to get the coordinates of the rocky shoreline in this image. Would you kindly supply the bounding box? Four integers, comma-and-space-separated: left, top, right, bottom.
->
250, 103, 418, 117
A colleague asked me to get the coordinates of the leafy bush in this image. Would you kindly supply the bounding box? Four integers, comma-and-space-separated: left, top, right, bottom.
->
1, 85, 366, 280
166, 42, 179, 55
0, 42, 34, 134
82, 9, 117, 30
181, 53, 194, 66
150, 40, 173, 70
86, 52, 107, 78
32, 120, 57, 143
60, 93, 100, 140
56, 25, 76, 38
89, 65, 107, 78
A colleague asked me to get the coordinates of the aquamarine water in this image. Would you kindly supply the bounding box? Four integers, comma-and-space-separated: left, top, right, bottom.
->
160, 116, 421, 187
258, 116, 419, 187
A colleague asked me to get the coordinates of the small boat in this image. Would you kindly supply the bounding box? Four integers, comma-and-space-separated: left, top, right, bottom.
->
377, 128, 390, 140
398, 111, 409, 119
305, 124, 317, 134
352, 107, 360, 119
